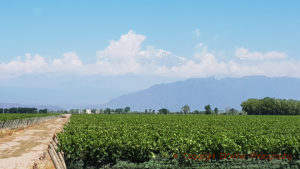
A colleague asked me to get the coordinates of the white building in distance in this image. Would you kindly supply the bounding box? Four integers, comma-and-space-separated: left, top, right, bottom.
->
85, 109, 92, 114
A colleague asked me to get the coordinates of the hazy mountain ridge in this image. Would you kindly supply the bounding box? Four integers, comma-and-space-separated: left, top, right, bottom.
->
0, 74, 181, 106
104, 76, 300, 111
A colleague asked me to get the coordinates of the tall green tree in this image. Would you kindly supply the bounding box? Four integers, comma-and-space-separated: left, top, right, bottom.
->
124, 106, 131, 113
181, 105, 190, 114
158, 108, 169, 114
104, 108, 111, 114
115, 108, 123, 114
241, 97, 300, 115
204, 105, 212, 114
213, 107, 219, 115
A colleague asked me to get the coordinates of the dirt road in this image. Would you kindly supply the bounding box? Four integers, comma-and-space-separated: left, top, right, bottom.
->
0, 114, 71, 169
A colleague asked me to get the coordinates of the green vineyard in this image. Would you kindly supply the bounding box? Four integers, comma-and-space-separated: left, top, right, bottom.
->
0, 113, 55, 121
0, 113, 59, 129
57, 114, 300, 168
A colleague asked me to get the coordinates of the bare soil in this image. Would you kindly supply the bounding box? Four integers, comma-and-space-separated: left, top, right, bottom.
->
0, 114, 71, 169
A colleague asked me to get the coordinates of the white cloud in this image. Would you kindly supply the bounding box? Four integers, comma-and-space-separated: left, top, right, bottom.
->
51, 52, 83, 73
152, 44, 299, 78
0, 54, 47, 78
95, 30, 185, 74
97, 30, 145, 64
235, 48, 287, 60
53, 52, 82, 67
1, 30, 300, 79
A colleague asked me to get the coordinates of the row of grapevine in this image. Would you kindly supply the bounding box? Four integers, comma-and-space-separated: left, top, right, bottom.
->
57, 115, 300, 168
0, 113, 56, 121
0, 113, 59, 129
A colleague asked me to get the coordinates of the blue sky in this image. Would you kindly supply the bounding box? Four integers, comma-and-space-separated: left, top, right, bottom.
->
0, 1, 300, 105
1, 1, 299, 61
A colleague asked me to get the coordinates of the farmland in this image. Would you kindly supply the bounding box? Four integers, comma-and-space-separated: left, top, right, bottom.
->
57, 114, 300, 168
0, 113, 61, 130
0, 113, 56, 122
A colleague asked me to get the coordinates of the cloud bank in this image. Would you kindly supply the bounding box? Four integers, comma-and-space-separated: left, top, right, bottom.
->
1, 30, 300, 79
235, 48, 287, 60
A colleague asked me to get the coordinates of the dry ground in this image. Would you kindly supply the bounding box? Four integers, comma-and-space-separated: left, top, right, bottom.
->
0, 114, 71, 169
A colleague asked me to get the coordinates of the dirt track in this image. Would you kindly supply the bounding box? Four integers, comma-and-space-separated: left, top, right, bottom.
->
0, 114, 71, 169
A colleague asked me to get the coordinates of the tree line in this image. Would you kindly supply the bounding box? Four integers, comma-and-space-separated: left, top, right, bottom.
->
157, 104, 243, 115
69, 107, 131, 114
4, 97, 299, 115
241, 97, 300, 115
0, 107, 48, 114
68, 105, 243, 115
157, 105, 219, 115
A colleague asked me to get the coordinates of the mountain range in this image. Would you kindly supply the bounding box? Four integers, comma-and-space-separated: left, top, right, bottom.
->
104, 76, 300, 111
2, 76, 300, 112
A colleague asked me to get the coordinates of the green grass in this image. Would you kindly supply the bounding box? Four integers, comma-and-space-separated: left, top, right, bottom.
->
58, 114, 300, 168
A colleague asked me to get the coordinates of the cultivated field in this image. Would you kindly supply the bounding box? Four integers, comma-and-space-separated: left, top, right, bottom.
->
57, 114, 300, 168
0, 113, 55, 122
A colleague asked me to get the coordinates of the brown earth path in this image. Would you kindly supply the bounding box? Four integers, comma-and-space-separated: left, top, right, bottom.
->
0, 114, 71, 169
